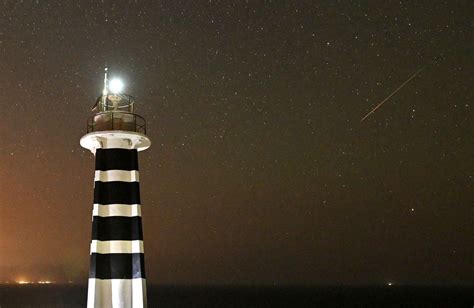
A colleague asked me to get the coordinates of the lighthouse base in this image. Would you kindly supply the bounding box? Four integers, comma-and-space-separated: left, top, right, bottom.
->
87, 278, 147, 308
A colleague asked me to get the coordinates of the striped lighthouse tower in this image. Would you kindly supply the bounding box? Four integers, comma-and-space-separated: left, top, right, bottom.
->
81, 69, 150, 308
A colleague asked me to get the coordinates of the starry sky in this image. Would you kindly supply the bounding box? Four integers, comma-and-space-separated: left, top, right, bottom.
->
0, 1, 472, 286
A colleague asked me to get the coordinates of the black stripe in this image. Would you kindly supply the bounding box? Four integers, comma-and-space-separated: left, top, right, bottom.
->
94, 182, 140, 204
89, 253, 146, 279
92, 217, 143, 241
95, 149, 138, 171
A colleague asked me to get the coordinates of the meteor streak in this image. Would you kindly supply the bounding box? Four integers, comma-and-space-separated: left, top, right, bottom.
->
361, 67, 425, 122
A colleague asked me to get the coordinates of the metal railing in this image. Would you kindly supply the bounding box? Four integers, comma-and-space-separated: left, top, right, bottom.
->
86, 111, 146, 134
96, 94, 136, 113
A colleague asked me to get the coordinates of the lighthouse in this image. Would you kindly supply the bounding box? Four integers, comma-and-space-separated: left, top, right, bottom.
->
80, 69, 150, 307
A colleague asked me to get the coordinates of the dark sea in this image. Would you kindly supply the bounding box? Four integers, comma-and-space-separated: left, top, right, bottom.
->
0, 285, 472, 307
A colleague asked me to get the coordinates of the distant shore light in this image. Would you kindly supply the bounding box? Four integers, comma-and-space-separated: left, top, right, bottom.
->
17, 280, 30, 284
38, 280, 52, 284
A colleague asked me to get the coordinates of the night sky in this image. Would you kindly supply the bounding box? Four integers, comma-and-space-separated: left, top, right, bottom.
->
0, 1, 472, 286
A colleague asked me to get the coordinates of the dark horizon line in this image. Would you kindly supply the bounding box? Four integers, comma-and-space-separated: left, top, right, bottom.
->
1, 282, 472, 288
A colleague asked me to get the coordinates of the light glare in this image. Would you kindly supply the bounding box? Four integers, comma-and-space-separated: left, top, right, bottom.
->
109, 78, 124, 94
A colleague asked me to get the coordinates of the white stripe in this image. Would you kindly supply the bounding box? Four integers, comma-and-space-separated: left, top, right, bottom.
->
87, 278, 147, 308
90, 240, 144, 254
94, 170, 139, 182
93, 204, 141, 217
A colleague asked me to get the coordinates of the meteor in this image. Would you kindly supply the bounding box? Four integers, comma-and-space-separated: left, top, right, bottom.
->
361, 67, 425, 122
